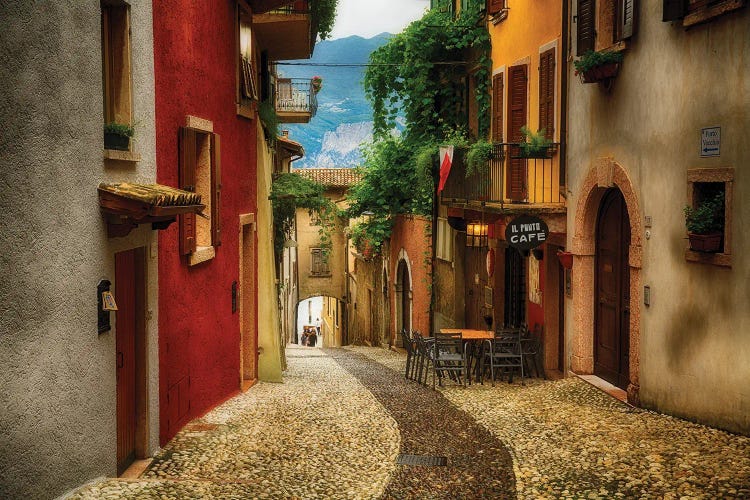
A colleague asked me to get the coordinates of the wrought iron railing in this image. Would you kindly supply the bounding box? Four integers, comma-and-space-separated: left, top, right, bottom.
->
441, 143, 564, 206
268, 1, 310, 15
275, 78, 318, 117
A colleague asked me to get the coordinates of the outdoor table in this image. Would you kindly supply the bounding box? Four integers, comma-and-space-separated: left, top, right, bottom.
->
439, 329, 494, 383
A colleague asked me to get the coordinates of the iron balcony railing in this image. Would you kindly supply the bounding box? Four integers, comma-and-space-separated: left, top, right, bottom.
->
441, 143, 564, 206
275, 78, 318, 117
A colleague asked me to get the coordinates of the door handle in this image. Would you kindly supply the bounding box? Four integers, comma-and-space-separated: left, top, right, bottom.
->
117, 352, 124, 369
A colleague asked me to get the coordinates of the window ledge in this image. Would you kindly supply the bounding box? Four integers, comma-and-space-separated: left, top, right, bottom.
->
309, 273, 332, 278
685, 249, 732, 268
236, 103, 256, 120
683, 0, 746, 27
104, 149, 141, 162
189, 246, 216, 266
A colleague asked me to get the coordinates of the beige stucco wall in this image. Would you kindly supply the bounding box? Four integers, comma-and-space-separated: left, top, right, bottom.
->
0, 2, 160, 498
566, 2, 749, 433
256, 133, 283, 382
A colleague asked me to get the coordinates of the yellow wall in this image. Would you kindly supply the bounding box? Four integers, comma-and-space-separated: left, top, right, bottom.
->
256, 130, 283, 382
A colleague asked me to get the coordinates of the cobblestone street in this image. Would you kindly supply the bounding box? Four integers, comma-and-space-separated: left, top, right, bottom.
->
68, 345, 750, 499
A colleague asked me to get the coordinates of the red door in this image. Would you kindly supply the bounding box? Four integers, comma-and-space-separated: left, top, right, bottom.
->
116, 250, 136, 475
594, 189, 631, 389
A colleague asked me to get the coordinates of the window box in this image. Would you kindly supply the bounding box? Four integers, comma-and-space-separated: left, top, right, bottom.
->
687, 232, 723, 253
581, 62, 621, 83
104, 132, 130, 151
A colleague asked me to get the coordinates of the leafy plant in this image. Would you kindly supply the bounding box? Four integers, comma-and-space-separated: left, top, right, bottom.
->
519, 126, 552, 158
104, 122, 134, 137
270, 173, 336, 260
310, 0, 338, 40
684, 192, 725, 234
466, 140, 493, 177
258, 99, 279, 143
573, 50, 624, 75
311, 75, 323, 93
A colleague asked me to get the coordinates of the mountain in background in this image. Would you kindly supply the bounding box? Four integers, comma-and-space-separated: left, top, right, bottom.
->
279, 33, 392, 168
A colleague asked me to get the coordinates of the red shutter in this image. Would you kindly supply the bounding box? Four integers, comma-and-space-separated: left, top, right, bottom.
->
492, 73, 503, 142
179, 127, 197, 255
210, 133, 222, 247
506, 65, 527, 202
538, 48, 555, 141
620, 0, 636, 39
488, 0, 505, 15
577, 0, 595, 56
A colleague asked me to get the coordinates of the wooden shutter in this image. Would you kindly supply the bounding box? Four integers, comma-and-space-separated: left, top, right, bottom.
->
488, 0, 506, 15
538, 48, 555, 141
619, 0, 636, 39
492, 73, 503, 142
577, 0, 595, 56
507, 65, 527, 202
663, 0, 686, 20
210, 133, 222, 247
311, 249, 322, 275
179, 127, 197, 256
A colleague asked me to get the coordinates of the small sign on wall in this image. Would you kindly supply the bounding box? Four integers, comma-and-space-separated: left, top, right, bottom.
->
700, 127, 720, 157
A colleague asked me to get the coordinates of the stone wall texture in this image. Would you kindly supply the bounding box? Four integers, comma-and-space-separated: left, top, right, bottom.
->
0, 1, 159, 498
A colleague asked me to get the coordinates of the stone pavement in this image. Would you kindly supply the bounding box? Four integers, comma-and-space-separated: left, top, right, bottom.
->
67, 345, 750, 499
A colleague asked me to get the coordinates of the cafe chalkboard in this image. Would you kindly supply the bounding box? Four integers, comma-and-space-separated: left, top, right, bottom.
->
505, 215, 549, 250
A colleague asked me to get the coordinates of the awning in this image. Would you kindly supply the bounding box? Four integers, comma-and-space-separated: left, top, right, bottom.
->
98, 182, 205, 238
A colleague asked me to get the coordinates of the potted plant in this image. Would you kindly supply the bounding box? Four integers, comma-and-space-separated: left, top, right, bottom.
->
104, 122, 134, 151
574, 50, 624, 84
518, 126, 553, 159
684, 192, 725, 252
311, 76, 323, 94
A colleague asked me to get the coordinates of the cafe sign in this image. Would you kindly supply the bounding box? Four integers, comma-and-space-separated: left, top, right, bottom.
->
505, 215, 549, 250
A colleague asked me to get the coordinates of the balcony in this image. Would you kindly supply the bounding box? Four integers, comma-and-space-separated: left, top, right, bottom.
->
275, 78, 318, 123
441, 143, 565, 213
253, 1, 314, 60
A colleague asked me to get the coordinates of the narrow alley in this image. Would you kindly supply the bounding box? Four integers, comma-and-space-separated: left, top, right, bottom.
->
68, 345, 750, 499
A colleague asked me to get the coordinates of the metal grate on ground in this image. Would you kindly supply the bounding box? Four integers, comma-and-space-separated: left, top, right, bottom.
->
397, 454, 448, 466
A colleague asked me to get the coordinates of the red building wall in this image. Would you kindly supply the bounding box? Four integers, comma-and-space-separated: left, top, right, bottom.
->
153, 1, 258, 444
390, 215, 432, 335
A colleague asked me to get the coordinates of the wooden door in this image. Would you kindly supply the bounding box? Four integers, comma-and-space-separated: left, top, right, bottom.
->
503, 247, 526, 327
398, 260, 410, 333
464, 247, 484, 330
595, 189, 631, 389
240, 222, 257, 390
115, 250, 136, 475
506, 64, 528, 202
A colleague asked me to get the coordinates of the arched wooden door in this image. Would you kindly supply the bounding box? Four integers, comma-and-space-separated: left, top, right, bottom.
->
595, 189, 631, 389
397, 260, 410, 333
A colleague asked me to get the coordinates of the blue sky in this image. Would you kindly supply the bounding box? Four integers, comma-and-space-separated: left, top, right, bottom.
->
328, 0, 429, 39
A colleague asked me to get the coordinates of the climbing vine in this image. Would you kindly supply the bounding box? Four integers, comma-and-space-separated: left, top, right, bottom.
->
311, 0, 339, 40
270, 173, 336, 260
346, 4, 491, 254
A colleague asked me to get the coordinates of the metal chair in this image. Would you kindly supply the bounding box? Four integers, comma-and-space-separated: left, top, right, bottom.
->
399, 328, 416, 380
521, 324, 544, 379
432, 332, 467, 389
483, 327, 524, 386
414, 333, 434, 385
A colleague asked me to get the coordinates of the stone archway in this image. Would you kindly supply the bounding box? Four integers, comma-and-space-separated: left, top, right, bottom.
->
571, 158, 643, 405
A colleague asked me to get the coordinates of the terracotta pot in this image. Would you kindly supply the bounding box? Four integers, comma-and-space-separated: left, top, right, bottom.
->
688, 232, 723, 253
581, 62, 620, 84
556, 250, 573, 269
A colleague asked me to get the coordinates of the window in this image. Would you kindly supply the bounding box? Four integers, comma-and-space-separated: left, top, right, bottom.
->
576, 0, 636, 55
491, 72, 503, 142
436, 218, 454, 262
488, 0, 508, 21
179, 120, 222, 265
664, 0, 746, 26
310, 248, 330, 276
686, 168, 733, 267
237, 2, 257, 117
101, 2, 132, 138
538, 48, 556, 141
430, 0, 455, 14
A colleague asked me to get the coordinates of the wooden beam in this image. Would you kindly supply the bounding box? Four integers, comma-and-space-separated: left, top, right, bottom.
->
250, 0, 294, 14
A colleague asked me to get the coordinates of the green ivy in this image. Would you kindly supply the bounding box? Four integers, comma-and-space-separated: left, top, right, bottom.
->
573, 50, 624, 75
311, 0, 338, 40
270, 173, 336, 260
258, 99, 279, 144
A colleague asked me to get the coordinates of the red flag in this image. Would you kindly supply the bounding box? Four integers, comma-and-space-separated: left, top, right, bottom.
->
438, 145, 454, 193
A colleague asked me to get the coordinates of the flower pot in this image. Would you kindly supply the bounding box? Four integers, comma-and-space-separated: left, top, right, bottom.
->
582, 62, 620, 84
104, 132, 130, 151
556, 250, 573, 269
688, 232, 723, 253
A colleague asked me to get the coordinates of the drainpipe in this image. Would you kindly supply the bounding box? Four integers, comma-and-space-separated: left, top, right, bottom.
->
560, 0, 570, 194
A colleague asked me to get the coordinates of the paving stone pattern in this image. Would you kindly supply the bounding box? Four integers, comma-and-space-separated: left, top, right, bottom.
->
328, 348, 516, 499
348, 346, 750, 500
67, 345, 750, 499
